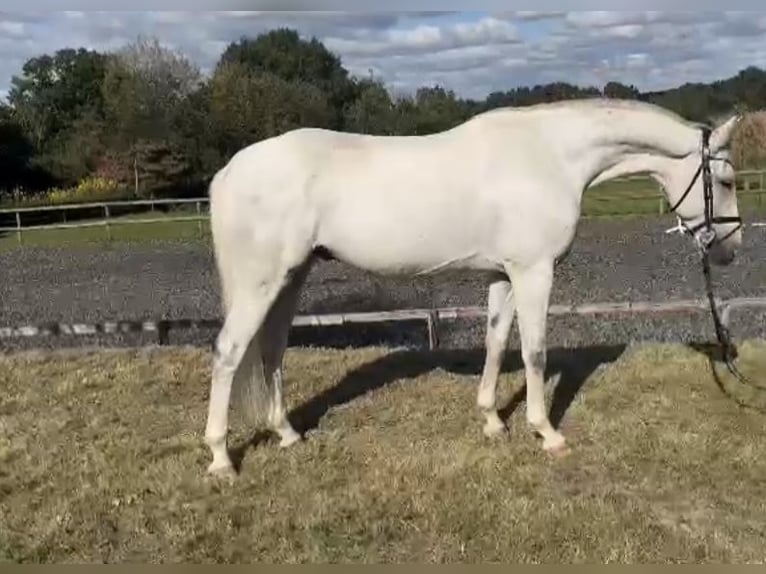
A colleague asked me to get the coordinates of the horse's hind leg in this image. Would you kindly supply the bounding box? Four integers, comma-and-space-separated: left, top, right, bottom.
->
505, 258, 568, 455
260, 261, 313, 447
477, 276, 516, 438
205, 280, 284, 478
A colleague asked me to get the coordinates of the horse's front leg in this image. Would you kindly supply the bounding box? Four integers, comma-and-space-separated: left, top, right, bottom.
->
505, 258, 568, 455
477, 276, 515, 437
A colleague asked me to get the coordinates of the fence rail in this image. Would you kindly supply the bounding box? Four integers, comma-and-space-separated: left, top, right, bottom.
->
1, 170, 766, 245
2, 296, 765, 350
0, 197, 209, 244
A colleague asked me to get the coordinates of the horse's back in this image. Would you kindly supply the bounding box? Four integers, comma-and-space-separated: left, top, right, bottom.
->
217, 124, 484, 216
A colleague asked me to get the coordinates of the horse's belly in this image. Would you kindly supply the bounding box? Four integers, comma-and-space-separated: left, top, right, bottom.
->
323, 242, 500, 276
317, 212, 499, 276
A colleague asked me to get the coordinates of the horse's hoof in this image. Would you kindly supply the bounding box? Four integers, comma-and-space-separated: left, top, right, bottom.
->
207, 462, 237, 482
278, 429, 303, 448
543, 437, 571, 458
483, 420, 509, 439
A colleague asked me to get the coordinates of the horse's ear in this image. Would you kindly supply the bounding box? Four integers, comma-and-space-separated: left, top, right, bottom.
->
710, 112, 742, 152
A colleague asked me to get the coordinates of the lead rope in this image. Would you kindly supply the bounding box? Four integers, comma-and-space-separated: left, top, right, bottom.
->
700, 247, 766, 392
671, 127, 764, 398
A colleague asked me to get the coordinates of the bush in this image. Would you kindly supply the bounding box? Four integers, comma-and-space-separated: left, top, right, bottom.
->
2, 176, 129, 208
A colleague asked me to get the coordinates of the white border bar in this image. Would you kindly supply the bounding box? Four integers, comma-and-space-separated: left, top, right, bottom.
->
2, 296, 765, 349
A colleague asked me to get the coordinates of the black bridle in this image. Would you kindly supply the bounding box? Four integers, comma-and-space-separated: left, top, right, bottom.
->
667, 126, 742, 248
667, 126, 759, 390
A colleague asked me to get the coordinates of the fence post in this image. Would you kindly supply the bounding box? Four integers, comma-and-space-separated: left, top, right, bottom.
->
157, 321, 169, 346
658, 198, 665, 215
426, 311, 439, 350
15, 210, 22, 246
196, 201, 203, 238
104, 204, 112, 241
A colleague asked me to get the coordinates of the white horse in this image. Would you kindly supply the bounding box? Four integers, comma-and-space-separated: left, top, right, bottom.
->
203, 98, 743, 478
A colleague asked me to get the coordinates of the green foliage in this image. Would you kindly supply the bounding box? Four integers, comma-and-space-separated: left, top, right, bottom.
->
483, 81, 602, 111
3, 27, 766, 207
43, 107, 108, 184
7, 175, 127, 207
209, 60, 335, 158
410, 86, 473, 134
101, 36, 201, 144
342, 78, 399, 135
219, 28, 346, 88
8, 48, 107, 148
603, 81, 641, 100
644, 67, 766, 123
0, 103, 51, 195
219, 28, 357, 129
100, 36, 203, 196
47, 175, 126, 205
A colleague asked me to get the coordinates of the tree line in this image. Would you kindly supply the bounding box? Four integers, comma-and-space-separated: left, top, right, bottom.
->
2, 28, 766, 201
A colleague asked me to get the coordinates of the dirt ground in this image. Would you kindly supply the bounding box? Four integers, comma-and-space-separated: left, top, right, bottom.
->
1, 340, 766, 563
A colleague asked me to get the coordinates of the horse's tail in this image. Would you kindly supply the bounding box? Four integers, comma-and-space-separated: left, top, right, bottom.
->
208, 163, 275, 427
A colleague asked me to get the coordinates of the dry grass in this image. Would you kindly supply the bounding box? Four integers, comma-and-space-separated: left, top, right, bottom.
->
1, 340, 766, 563
732, 111, 766, 170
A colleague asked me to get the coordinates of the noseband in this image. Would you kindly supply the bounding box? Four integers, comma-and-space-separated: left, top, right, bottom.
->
667, 126, 743, 251
666, 127, 763, 397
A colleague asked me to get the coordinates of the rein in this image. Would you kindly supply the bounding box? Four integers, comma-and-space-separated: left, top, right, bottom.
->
668, 126, 762, 391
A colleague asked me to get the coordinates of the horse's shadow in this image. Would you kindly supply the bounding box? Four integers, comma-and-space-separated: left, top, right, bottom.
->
230, 340, 627, 468
289, 343, 626, 433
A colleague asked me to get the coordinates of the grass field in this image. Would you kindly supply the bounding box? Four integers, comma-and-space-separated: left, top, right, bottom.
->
0, 208, 211, 250
583, 177, 766, 216
1, 177, 765, 249
2, 340, 766, 563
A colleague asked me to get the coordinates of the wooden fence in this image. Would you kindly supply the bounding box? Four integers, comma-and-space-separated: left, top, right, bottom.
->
2, 296, 765, 350
0, 197, 208, 245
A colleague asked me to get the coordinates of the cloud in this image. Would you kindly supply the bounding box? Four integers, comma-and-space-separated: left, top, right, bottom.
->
323, 16, 519, 57
0, 10, 764, 104
512, 11, 566, 21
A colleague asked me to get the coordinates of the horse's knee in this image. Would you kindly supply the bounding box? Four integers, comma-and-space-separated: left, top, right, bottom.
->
213, 332, 242, 374
523, 349, 546, 375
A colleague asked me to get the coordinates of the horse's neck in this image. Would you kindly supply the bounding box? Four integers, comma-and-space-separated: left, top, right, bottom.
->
587, 154, 675, 190
555, 105, 701, 191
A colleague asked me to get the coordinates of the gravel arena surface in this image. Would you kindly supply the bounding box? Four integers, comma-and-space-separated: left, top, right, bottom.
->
1, 217, 765, 353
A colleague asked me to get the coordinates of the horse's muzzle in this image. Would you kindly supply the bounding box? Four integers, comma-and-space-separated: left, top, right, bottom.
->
707, 231, 740, 266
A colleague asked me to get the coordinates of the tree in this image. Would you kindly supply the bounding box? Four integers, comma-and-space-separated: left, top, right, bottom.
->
7, 47, 108, 184
396, 85, 470, 135
101, 36, 202, 196
603, 81, 640, 100
0, 103, 53, 196
342, 78, 397, 135
44, 107, 109, 184
209, 60, 335, 159
217, 28, 357, 129
169, 82, 222, 187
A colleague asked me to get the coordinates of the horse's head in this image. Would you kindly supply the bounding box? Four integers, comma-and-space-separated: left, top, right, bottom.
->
664, 114, 743, 266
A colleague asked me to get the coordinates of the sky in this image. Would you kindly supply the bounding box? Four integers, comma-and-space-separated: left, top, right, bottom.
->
1, 10, 766, 101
